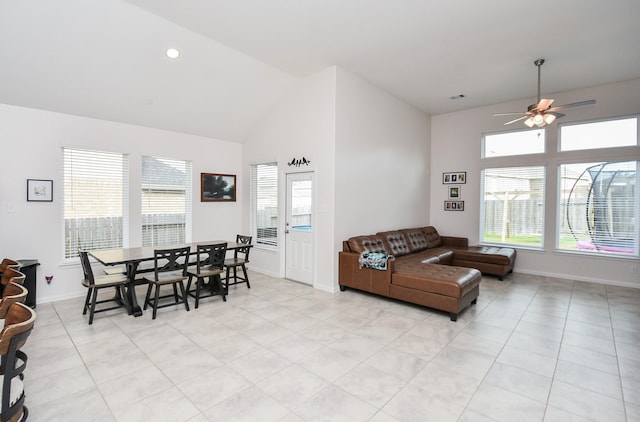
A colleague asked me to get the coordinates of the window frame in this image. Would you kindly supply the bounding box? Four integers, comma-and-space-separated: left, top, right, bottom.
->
555, 115, 639, 258
480, 115, 640, 259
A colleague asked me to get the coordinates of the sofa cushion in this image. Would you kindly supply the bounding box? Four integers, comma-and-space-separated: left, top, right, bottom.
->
400, 228, 429, 253
376, 230, 411, 257
454, 246, 515, 266
347, 235, 388, 254
415, 248, 455, 264
392, 262, 480, 298
421, 226, 442, 248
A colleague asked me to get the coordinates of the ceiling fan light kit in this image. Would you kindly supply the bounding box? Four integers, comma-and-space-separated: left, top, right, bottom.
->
494, 58, 596, 128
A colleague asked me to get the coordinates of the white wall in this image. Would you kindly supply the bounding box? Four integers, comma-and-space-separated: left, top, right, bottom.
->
243, 66, 431, 292
334, 68, 431, 242
431, 78, 640, 287
243, 67, 337, 291
0, 104, 243, 303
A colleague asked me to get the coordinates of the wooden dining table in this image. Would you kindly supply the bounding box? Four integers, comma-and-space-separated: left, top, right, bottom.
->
88, 241, 250, 317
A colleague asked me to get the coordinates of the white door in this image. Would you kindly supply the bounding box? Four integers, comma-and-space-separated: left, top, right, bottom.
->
285, 172, 314, 285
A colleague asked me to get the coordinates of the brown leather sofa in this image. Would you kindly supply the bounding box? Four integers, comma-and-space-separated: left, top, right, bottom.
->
338, 227, 516, 321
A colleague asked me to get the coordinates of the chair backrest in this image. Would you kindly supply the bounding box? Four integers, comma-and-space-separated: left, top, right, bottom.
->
196, 243, 227, 272
78, 250, 96, 287
0, 267, 26, 287
0, 258, 19, 273
0, 283, 28, 319
235, 235, 252, 261
153, 246, 191, 279
0, 302, 36, 355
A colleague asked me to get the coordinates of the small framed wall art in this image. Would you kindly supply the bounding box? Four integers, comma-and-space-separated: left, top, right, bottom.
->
444, 200, 464, 211
27, 179, 53, 202
442, 171, 466, 184
448, 186, 460, 199
201, 173, 236, 202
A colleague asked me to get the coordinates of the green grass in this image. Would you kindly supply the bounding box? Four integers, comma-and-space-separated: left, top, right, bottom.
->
483, 233, 586, 250
483, 233, 541, 247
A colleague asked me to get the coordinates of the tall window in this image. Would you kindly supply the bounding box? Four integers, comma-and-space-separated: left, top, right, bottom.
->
141, 156, 192, 246
63, 148, 129, 258
558, 117, 638, 256
481, 166, 545, 247
251, 163, 278, 248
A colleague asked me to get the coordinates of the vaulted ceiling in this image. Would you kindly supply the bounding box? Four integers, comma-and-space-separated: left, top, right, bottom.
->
1, 0, 639, 142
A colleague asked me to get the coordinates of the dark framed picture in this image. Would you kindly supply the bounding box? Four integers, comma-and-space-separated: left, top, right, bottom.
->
201, 173, 236, 202
448, 186, 460, 199
443, 171, 466, 184
27, 179, 53, 202
444, 200, 464, 211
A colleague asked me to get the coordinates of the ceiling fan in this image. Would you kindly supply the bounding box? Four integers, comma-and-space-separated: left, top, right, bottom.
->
494, 59, 596, 127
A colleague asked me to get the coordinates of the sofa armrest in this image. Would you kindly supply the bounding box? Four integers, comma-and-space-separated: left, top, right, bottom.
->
440, 236, 469, 248
338, 251, 392, 296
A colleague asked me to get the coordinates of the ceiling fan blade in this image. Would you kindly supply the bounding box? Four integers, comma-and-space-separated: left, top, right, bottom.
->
493, 112, 526, 116
536, 98, 554, 111
546, 112, 566, 119
504, 115, 529, 125
548, 99, 596, 112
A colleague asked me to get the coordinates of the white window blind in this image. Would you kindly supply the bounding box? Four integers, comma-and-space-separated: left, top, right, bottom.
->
63, 148, 129, 258
142, 156, 192, 247
251, 163, 278, 248
481, 166, 545, 247
559, 161, 638, 256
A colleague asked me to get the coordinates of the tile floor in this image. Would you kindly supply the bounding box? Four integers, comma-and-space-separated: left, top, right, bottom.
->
22, 271, 640, 421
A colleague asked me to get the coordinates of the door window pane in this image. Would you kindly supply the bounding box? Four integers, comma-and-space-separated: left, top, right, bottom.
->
291, 180, 312, 231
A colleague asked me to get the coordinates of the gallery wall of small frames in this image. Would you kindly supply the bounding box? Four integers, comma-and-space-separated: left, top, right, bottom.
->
443, 171, 465, 211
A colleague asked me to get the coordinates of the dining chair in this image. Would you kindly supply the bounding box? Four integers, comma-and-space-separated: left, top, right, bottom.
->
143, 246, 191, 319
224, 235, 252, 291
186, 243, 227, 309
0, 259, 19, 277
79, 250, 129, 325
0, 302, 36, 422
0, 268, 26, 299
0, 283, 28, 329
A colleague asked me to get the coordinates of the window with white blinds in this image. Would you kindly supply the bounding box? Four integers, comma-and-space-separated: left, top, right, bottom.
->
559, 161, 637, 256
63, 148, 129, 258
251, 163, 278, 248
142, 156, 192, 247
480, 166, 545, 248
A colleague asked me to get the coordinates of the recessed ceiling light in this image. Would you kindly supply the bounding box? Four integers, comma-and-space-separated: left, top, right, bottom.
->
166, 48, 180, 59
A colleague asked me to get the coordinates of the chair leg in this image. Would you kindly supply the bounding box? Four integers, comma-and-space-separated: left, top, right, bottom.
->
172, 283, 179, 302
214, 274, 226, 302
89, 288, 99, 325
144, 283, 153, 310
242, 264, 250, 288
153, 284, 160, 319
195, 277, 202, 309
179, 281, 190, 312
225, 267, 231, 292
83, 288, 92, 315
